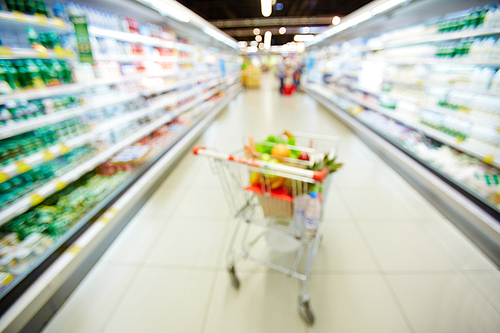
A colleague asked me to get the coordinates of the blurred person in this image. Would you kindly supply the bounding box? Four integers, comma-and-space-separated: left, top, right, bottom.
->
277, 58, 287, 94
293, 64, 304, 90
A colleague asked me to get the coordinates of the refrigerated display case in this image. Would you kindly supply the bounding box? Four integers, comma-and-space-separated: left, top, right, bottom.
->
303, 0, 500, 265
0, 0, 241, 331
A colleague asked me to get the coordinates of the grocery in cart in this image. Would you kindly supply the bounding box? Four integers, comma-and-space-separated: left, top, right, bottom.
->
192, 131, 342, 324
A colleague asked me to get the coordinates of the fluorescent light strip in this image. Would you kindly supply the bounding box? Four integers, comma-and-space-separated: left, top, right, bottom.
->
261, 0, 272, 17
264, 31, 272, 49
372, 0, 408, 15
307, 0, 411, 46
203, 27, 239, 49
294, 34, 314, 42
136, 0, 190, 22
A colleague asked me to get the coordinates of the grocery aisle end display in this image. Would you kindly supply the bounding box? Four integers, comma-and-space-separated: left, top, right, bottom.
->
0, 0, 241, 331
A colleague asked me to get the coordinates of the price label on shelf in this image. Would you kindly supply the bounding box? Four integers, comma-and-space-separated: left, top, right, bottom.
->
53, 45, 66, 58
67, 245, 82, 256
12, 11, 28, 22
0, 46, 13, 56
52, 179, 67, 191
15, 161, 31, 174
35, 48, 49, 58
42, 149, 56, 161
34, 13, 48, 26
30, 193, 45, 206
52, 17, 65, 29
482, 155, 494, 164
456, 137, 464, 143
0, 171, 9, 183
59, 143, 71, 155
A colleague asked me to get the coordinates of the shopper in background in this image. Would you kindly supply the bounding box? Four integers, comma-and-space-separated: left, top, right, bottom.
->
277, 58, 287, 94
293, 63, 304, 90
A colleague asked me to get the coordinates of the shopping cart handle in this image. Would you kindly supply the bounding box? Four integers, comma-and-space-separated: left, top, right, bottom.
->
192, 146, 205, 155
313, 168, 329, 183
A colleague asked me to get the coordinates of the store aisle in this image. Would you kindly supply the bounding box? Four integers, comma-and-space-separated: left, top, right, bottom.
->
43, 74, 500, 333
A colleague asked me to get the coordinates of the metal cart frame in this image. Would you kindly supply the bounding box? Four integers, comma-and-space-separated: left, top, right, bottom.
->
193, 132, 339, 325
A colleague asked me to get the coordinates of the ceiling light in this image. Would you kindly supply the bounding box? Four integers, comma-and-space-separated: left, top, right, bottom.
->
294, 34, 314, 42
246, 46, 258, 53
253, 28, 260, 35
255, 35, 262, 42
332, 16, 341, 25
238, 41, 247, 48
261, 0, 272, 17
250, 40, 258, 47
264, 31, 272, 49
276, 3, 283, 10
302, 27, 310, 33
259, 42, 265, 49
279, 27, 286, 34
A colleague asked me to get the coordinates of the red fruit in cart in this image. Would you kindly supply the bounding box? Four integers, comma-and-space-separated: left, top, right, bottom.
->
298, 152, 309, 161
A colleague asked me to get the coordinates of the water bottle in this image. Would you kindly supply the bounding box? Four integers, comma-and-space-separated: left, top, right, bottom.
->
304, 192, 320, 237
292, 194, 307, 236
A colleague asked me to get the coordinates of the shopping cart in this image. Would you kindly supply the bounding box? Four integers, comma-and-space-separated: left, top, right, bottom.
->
192, 132, 339, 325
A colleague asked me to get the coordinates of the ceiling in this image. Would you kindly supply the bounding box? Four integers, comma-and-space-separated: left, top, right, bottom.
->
177, 0, 373, 45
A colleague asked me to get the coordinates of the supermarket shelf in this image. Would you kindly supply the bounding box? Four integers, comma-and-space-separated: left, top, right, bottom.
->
304, 83, 500, 266
0, 11, 70, 31
88, 26, 175, 49
368, 27, 500, 50
0, 90, 182, 183
383, 77, 500, 98
0, 74, 221, 139
0, 93, 140, 140
353, 83, 500, 131
0, 70, 178, 104
0, 47, 76, 60
93, 53, 178, 63
369, 57, 500, 66
323, 83, 500, 168
87, 26, 194, 52
0, 83, 242, 333
0, 84, 224, 225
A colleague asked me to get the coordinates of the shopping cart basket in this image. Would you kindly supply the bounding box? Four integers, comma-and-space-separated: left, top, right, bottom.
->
192, 132, 339, 325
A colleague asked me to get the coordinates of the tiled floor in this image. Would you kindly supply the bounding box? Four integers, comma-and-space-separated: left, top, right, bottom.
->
42, 75, 500, 333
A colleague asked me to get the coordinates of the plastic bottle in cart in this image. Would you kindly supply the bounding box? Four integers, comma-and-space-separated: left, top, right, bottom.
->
305, 192, 320, 237
292, 194, 308, 236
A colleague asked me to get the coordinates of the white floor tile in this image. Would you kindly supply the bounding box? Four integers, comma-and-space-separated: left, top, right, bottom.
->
146, 218, 227, 268
42, 262, 137, 333
101, 214, 167, 264
173, 188, 229, 219
308, 274, 411, 332
421, 217, 497, 270
323, 190, 353, 220
463, 270, 500, 314
358, 221, 457, 271
388, 273, 500, 333
103, 267, 214, 333
341, 189, 418, 220
309, 223, 378, 272
203, 271, 307, 333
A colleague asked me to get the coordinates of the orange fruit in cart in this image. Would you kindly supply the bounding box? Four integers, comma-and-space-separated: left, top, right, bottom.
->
271, 144, 290, 158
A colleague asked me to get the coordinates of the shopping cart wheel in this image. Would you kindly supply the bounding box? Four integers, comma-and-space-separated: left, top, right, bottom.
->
299, 300, 314, 325
228, 265, 240, 289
